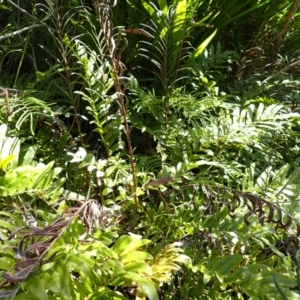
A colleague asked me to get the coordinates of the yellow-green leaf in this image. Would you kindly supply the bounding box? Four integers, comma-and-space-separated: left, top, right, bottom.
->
112, 235, 151, 257
125, 262, 153, 275
0, 155, 16, 170
121, 251, 153, 263
191, 29, 217, 59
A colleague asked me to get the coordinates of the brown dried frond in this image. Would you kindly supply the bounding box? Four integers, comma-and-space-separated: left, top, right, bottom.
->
203, 185, 300, 237
0, 199, 107, 291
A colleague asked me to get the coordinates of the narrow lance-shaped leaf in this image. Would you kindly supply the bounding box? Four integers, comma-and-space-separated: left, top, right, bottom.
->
189, 29, 217, 61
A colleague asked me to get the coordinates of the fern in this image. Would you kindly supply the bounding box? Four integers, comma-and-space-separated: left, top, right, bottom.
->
139, 3, 192, 94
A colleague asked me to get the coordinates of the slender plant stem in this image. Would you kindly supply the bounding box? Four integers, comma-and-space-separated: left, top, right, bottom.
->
94, 1, 138, 212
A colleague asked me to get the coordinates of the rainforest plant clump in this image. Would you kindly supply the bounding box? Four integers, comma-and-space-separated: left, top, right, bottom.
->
0, 0, 300, 299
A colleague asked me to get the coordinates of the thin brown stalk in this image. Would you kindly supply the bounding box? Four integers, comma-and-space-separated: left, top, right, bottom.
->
93, 1, 138, 212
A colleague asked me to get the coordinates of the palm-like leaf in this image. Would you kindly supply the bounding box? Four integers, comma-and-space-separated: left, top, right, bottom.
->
139, 4, 192, 93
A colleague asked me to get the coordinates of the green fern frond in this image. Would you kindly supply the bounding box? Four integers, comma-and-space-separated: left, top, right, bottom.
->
139, 4, 192, 93
204, 103, 297, 146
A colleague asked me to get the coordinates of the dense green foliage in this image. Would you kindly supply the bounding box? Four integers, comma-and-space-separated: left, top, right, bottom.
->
1, 0, 300, 299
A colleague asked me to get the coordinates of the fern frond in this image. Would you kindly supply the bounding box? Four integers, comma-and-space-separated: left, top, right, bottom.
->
203, 185, 300, 237
203, 103, 297, 148
139, 4, 192, 93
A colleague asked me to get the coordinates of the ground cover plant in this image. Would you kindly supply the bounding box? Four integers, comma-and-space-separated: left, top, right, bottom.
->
1, 0, 300, 299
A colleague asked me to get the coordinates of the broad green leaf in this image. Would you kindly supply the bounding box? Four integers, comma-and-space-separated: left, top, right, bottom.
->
23, 275, 48, 300
121, 251, 153, 263
40, 269, 62, 294
14, 293, 40, 300
41, 261, 72, 300
125, 262, 153, 275
66, 253, 96, 273
89, 288, 127, 300
97, 231, 118, 246
0, 166, 35, 194
92, 241, 119, 259
112, 235, 151, 257
72, 279, 90, 299
103, 259, 126, 275
125, 272, 158, 300
54, 258, 72, 300
76, 242, 117, 258
0, 257, 14, 270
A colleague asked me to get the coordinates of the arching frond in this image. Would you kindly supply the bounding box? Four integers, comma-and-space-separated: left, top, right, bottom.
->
139, 4, 192, 93
203, 184, 300, 237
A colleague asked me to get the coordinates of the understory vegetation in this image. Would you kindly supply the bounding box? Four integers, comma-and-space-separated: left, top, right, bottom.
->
1, 0, 300, 299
